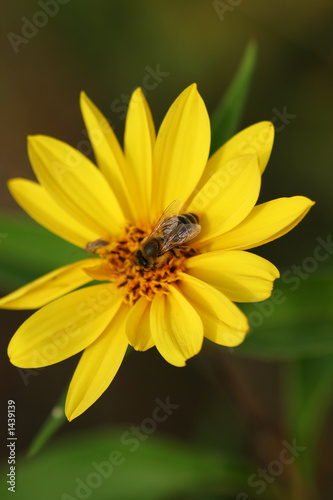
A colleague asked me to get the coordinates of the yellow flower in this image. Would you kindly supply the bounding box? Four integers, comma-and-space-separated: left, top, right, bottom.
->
0, 84, 314, 420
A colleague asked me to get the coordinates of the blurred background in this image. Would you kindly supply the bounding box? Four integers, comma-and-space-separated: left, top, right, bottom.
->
1, 1, 333, 498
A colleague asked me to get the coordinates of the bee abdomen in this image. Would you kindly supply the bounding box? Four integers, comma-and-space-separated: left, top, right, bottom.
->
178, 213, 199, 225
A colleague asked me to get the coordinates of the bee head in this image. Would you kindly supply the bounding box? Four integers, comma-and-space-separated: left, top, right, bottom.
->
135, 249, 151, 269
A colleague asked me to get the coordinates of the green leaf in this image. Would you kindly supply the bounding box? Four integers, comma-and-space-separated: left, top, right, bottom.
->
27, 388, 68, 458
2, 428, 251, 500
281, 355, 333, 492
0, 212, 86, 290
210, 40, 258, 156
234, 270, 333, 360
283, 356, 333, 444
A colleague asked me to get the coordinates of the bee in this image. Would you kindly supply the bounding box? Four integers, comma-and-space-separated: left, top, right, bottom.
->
136, 199, 201, 269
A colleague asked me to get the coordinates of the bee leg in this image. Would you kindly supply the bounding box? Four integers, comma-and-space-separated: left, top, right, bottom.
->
172, 245, 187, 252
169, 249, 177, 258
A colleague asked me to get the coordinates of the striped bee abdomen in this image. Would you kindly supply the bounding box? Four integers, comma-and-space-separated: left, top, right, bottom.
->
178, 212, 199, 225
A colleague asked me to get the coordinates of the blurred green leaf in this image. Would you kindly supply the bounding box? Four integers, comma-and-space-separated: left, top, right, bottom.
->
27, 388, 68, 458
0, 212, 86, 290
281, 355, 333, 488
210, 40, 258, 156
283, 355, 333, 443
235, 270, 333, 360
2, 428, 251, 500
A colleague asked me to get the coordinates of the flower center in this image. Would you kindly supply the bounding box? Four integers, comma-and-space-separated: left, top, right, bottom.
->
84, 225, 198, 306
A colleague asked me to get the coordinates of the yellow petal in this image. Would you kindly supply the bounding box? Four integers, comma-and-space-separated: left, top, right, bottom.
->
186, 250, 280, 303
80, 92, 135, 221
28, 135, 126, 237
179, 273, 249, 347
195, 121, 273, 198
150, 285, 203, 367
124, 88, 156, 224
125, 297, 154, 351
8, 179, 100, 248
8, 284, 123, 368
82, 262, 115, 282
189, 155, 261, 242
65, 305, 129, 421
202, 197, 315, 251
152, 84, 210, 219
0, 259, 97, 309
210, 121, 274, 174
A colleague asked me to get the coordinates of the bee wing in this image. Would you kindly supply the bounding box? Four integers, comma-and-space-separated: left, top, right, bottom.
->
159, 223, 201, 255
151, 199, 182, 235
